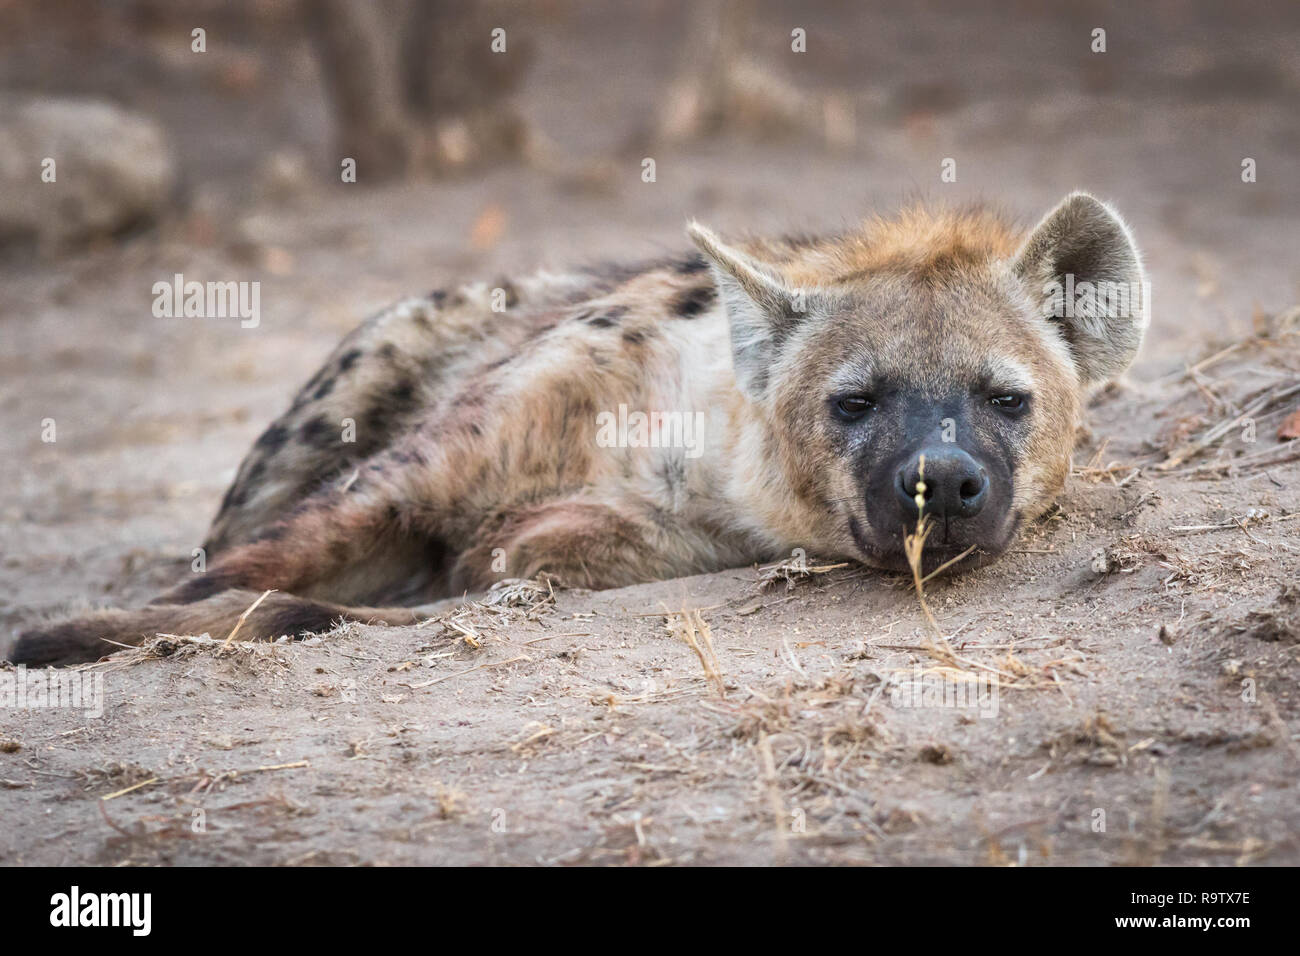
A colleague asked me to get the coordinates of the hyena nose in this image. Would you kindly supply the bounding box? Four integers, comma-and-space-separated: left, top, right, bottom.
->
895, 447, 989, 521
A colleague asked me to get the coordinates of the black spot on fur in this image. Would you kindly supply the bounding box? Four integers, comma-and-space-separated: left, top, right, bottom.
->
299, 415, 336, 447
622, 328, 650, 346
254, 424, 290, 454
312, 376, 337, 400
338, 349, 363, 372
363, 409, 387, 438
378, 342, 399, 362
429, 289, 448, 307
674, 252, 709, 274
671, 285, 717, 318
588, 305, 629, 328
220, 482, 247, 511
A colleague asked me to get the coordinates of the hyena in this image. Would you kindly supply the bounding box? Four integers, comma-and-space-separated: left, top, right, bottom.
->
10, 192, 1146, 666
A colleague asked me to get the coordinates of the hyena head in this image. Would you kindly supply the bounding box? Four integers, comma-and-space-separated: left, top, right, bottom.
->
691, 192, 1147, 572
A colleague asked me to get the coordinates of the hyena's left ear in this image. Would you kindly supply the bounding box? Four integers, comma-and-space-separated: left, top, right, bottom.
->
688, 221, 817, 400
1014, 192, 1148, 387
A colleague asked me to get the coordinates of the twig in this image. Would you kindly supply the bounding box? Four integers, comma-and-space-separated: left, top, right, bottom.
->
406, 654, 530, 688
921, 545, 978, 583
221, 589, 276, 650
101, 777, 159, 801
1159, 382, 1300, 470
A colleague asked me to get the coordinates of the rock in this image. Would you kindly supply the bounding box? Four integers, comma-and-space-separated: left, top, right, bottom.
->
0, 96, 177, 249
1278, 406, 1300, 441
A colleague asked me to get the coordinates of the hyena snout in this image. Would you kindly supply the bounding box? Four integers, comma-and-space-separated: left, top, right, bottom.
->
895, 447, 989, 521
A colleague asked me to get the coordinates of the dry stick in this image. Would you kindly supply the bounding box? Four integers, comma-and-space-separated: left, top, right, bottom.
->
100, 761, 308, 817
97, 797, 137, 839
1159, 382, 1300, 470
757, 732, 790, 859
920, 545, 978, 584
670, 608, 725, 697
1153, 341, 1246, 386
221, 589, 276, 651
1168, 438, 1300, 478
1168, 512, 1300, 535
248, 760, 309, 773
407, 654, 529, 688
101, 777, 159, 801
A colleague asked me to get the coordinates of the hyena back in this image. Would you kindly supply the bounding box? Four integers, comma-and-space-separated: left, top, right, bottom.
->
10, 193, 1147, 665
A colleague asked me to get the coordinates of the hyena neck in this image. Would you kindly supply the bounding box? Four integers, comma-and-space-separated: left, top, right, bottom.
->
706, 389, 818, 561
631, 314, 803, 566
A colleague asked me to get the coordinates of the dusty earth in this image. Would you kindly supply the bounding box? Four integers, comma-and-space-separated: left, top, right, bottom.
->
1, 2, 1298, 865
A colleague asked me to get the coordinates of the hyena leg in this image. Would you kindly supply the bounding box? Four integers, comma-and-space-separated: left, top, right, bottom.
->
167, 467, 445, 607
7, 590, 440, 666
11, 435, 467, 667
449, 497, 703, 592
8, 436, 466, 666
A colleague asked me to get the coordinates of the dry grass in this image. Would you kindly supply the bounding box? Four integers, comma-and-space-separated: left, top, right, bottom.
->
756, 555, 850, 591
901, 455, 943, 638
664, 607, 725, 696
422, 574, 561, 648
1153, 305, 1300, 474
106, 631, 292, 674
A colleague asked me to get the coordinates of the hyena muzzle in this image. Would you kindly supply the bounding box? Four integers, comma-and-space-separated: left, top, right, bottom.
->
9, 192, 1147, 666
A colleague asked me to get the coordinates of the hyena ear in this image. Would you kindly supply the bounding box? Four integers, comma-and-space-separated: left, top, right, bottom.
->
687, 221, 809, 399
1014, 192, 1148, 387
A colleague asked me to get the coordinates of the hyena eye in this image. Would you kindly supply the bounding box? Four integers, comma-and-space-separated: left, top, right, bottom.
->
833, 394, 875, 420
989, 393, 1026, 412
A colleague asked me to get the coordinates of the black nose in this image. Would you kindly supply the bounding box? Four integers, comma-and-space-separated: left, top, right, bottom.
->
895, 447, 988, 520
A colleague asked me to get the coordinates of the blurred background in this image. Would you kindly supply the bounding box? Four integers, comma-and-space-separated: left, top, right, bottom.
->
1, 0, 1297, 620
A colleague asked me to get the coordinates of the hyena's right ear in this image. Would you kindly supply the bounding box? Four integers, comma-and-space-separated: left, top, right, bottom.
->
1014, 192, 1148, 387
688, 221, 811, 399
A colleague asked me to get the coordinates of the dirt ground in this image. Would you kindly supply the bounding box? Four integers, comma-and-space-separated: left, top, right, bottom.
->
1, 2, 1298, 865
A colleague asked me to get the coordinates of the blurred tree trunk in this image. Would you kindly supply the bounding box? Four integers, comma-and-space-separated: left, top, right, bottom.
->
307, 0, 530, 180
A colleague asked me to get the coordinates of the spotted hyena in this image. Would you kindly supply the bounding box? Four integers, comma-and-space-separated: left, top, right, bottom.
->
11, 192, 1147, 665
